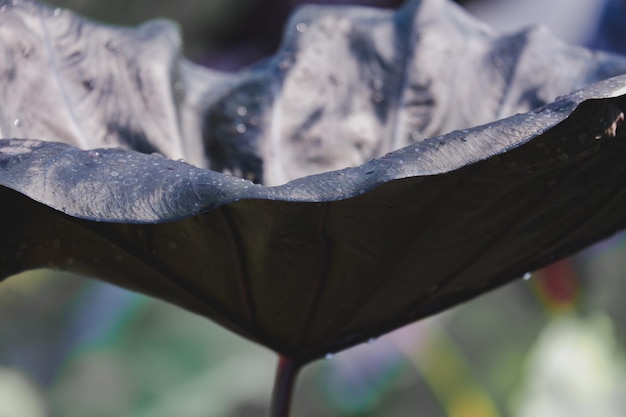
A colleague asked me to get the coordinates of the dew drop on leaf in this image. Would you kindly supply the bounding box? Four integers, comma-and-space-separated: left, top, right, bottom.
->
325, 353, 334, 360
523, 272, 532, 280
279, 57, 294, 70
236, 106, 247, 117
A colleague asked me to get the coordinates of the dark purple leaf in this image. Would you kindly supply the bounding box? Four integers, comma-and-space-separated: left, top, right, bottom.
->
2, 77, 626, 360
1, 0, 626, 363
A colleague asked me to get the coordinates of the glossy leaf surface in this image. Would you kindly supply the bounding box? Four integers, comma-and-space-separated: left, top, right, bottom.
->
1, 0, 626, 362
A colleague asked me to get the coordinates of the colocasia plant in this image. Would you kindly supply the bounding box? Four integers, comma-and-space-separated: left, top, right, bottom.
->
1, 0, 626, 415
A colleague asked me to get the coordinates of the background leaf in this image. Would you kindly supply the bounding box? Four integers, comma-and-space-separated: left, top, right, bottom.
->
2, 0, 626, 183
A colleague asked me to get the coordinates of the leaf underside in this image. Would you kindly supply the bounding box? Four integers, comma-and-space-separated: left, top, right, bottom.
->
1, 0, 626, 361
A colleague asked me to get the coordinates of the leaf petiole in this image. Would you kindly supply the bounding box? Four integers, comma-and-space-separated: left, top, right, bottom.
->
269, 355, 302, 417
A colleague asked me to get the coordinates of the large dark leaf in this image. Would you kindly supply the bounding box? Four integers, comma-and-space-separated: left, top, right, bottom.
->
1, 0, 626, 362
2, 77, 626, 361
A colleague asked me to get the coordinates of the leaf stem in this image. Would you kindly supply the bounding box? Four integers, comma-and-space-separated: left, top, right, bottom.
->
269, 355, 302, 417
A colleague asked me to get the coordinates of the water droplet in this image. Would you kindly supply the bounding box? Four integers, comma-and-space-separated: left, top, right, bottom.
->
21, 48, 31, 58
88, 150, 100, 158
372, 79, 383, 90
411, 131, 421, 141
236, 123, 247, 133
105, 40, 116, 51
325, 353, 334, 360
296, 22, 308, 32
110, 171, 119, 177
523, 272, 532, 281
236, 106, 248, 117
52, 7, 62, 16
168, 241, 178, 250
359, 189, 365, 195
279, 57, 294, 70
11, 0, 18, 5
367, 337, 377, 344
13, 118, 21, 127
459, 136, 467, 142
0, 5, 6, 12
372, 92, 384, 103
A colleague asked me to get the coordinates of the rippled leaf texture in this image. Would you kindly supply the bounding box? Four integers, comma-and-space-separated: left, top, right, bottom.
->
3, 0, 626, 184
3, 79, 626, 360
1, 0, 626, 362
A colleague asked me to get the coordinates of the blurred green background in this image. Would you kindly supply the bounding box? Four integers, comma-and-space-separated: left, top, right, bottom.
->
2, 0, 626, 416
